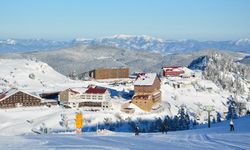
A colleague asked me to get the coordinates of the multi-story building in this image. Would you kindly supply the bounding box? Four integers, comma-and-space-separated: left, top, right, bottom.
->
59, 86, 111, 109
89, 68, 129, 80
132, 73, 161, 111
0, 88, 42, 108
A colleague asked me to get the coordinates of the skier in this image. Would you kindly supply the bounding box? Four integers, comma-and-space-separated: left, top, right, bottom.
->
161, 123, 168, 134
135, 126, 140, 136
230, 119, 235, 131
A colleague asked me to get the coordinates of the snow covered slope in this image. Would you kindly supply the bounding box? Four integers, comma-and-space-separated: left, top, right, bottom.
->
0, 59, 83, 93
161, 77, 250, 122
0, 116, 249, 150
0, 59, 249, 124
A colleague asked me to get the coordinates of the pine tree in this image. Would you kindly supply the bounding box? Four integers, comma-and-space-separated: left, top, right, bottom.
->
155, 117, 163, 132
216, 112, 222, 122
226, 95, 238, 120
246, 110, 250, 116
178, 107, 190, 130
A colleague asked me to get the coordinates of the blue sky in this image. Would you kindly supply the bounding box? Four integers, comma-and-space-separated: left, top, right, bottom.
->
0, 0, 250, 40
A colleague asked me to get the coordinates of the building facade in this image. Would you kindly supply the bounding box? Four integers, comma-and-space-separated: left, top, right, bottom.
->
132, 73, 161, 111
59, 86, 111, 109
0, 88, 42, 108
89, 68, 129, 80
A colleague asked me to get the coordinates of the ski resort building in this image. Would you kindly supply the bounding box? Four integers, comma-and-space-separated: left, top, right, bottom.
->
132, 73, 161, 111
89, 68, 129, 80
0, 88, 42, 108
59, 86, 111, 109
162, 66, 197, 78
162, 66, 185, 77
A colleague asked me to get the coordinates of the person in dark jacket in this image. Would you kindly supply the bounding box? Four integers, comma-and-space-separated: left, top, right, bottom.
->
135, 126, 140, 136
161, 123, 168, 134
230, 119, 235, 131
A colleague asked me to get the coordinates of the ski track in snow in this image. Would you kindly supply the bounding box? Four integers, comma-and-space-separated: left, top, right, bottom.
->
0, 131, 249, 150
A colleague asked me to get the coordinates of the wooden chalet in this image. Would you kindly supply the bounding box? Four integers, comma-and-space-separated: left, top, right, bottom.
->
0, 88, 42, 108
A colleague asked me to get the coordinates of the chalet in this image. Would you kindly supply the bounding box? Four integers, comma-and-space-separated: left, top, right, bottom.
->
89, 68, 129, 80
162, 66, 185, 77
59, 86, 111, 109
0, 88, 42, 108
132, 73, 161, 111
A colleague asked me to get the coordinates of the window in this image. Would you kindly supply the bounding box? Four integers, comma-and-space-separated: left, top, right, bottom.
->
86, 95, 91, 99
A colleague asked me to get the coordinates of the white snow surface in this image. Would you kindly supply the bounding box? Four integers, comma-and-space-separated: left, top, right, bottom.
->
0, 116, 249, 150
0, 59, 85, 93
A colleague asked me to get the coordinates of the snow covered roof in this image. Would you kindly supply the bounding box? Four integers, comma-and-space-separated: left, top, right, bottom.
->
162, 66, 182, 69
0, 88, 41, 102
69, 87, 87, 94
0, 88, 18, 100
162, 66, 184, 72
134, 73, 157, 86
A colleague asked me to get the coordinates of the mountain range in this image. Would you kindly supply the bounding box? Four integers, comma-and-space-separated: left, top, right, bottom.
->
1, 35, 250, 54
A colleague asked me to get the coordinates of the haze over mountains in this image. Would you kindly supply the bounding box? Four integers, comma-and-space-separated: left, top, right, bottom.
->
1, 35, 250, 53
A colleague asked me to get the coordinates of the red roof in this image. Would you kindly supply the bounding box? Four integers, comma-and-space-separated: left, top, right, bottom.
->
85, 87, 107, 94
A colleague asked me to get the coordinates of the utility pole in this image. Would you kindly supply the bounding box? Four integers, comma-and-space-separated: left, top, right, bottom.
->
203, 105, 215, 128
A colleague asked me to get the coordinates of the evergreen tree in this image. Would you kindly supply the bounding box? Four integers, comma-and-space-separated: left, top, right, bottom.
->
246, 110, 250, 116
212, 117, 216, 124
155, 117, 163, 132
216, 112, 222, 122
178, 107, 190, 130
226, 95, 238, 120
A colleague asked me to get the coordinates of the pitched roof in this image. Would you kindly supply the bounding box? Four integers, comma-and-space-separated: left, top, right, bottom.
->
134, 73, 157, 86
69, 88, 87, 94
162, 66, 184, 71
0, 88, 41, 102
0, 88, 19, 101
85, 86, 107, 94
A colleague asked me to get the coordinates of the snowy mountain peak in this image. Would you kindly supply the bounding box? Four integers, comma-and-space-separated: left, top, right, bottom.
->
0, 39, 17, 45
105, 34, 164, 42
1, 36, 250, 53
235, 38, 250, 46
